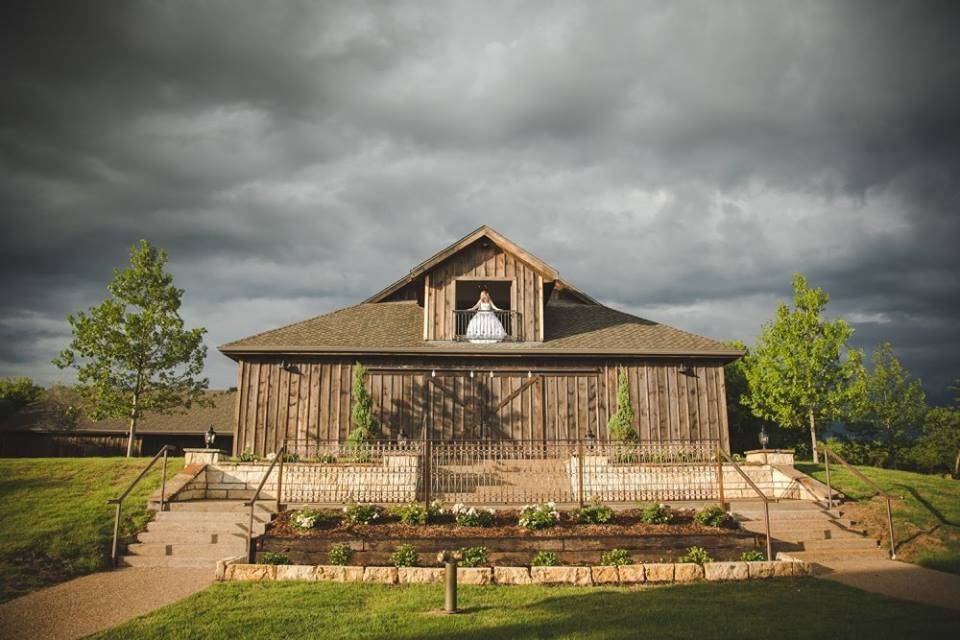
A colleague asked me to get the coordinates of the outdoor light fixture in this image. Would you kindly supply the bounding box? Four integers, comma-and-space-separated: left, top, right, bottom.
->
205, 425, 216, 449
679, 364, 696, 377
281, 360, 298, 373
758, 426, 769, 450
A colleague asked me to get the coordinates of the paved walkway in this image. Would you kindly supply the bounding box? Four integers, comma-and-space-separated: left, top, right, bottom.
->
815, 558, 960, 612
0, 567, 212, 640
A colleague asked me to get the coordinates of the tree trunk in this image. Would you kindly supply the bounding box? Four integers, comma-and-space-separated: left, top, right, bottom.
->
954, 448, 960, 479
126, 393, 139, 458
808, 407, 819, 464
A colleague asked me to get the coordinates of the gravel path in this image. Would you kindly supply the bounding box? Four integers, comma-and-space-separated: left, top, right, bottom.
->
817, 558, 960, 612
0, 567, 212, 640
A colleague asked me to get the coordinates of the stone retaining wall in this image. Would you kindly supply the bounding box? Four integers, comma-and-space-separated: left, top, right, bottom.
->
218, 560, 813, 585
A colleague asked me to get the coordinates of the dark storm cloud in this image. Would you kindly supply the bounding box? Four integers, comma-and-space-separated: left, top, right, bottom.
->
1, 0, 958, 401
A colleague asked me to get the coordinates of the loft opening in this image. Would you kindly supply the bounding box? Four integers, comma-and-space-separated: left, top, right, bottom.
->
453, 279, 520, 342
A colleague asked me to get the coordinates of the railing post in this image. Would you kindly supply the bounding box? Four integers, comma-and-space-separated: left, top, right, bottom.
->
276, 441, 286, 514
716, 449, 726, 509
885, 497, 897, 559
111, 502, 122, 567
247, 499, 256, 563
159, 447, 169, 512
824, 446, 833, 510
423, 437, 432, 507
577, 438, 585, 508
762, 497, 773, 562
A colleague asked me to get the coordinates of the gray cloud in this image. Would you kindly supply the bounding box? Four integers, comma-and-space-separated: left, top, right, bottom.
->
1, 0, 958, 402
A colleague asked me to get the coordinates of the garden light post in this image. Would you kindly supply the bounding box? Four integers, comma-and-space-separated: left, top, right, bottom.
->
758, 427, 769, 450
437, 550, 463, 614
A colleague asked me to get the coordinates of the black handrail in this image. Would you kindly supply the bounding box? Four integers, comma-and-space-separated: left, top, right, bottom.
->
819, 442, 897, 559
452, 309, 523, 341
107, 444, 176, 567
717, 447, 774, 562
244, 441, 286, 563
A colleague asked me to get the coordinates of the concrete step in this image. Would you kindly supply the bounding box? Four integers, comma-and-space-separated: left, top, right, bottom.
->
136, 529, 249, 545
126, 542, 247, 558
778, 548, 889, 563
166, 500, 276, 514
799, 538, 881, 552
156, 511, 272, 524
743, 528, 866, 542
145, 521, 265, 535
119, 555, 219, 569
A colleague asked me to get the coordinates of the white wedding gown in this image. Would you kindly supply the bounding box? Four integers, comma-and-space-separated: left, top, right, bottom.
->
466, 302, 507, 343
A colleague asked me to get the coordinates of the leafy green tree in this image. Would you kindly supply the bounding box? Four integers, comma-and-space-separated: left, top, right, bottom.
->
347, 362, 380, 447
848, 343, 927, 466
724, 342, 787, 453
909, 406, 960, 477
607, 366, 637, 442
740, 274, 861, 463
0, 376, 42, 419
53, 240, 208, 457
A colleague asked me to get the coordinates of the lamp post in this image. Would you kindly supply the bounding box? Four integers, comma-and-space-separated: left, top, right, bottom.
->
205, 425, 216, 449
758, 427, 769, 450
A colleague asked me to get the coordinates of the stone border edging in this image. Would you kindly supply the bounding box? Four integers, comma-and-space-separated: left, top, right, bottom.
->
219, 560, 812, 586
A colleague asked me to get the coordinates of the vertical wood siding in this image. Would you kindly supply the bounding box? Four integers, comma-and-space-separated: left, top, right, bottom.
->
232, 358, 730, 455
425, 240, 545, 342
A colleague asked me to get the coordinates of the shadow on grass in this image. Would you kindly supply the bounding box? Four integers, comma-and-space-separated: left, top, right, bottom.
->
897, 484, 960, 528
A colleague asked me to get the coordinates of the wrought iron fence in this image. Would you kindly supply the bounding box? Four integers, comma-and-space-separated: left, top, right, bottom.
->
452, 309, 523, 341
278, 438, 723, 505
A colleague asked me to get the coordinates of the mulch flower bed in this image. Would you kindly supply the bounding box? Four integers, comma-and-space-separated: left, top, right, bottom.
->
266, 508, 741, 540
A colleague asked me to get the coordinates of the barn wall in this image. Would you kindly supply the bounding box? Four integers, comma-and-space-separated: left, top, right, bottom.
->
425, 240, 544, 342
231, 356, 730, 455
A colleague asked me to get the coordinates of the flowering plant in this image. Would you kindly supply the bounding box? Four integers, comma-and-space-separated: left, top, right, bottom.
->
390, 500, 443, 525
451, 503, 495, 527
343, 503, 382, 524
518, 502, 560, 530
292, 508, 328, 530
639, 502, 673, 525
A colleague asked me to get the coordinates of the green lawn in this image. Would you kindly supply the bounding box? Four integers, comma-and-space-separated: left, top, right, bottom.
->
91, 579, 958, 640
0, 457, 183, 603
798, 462, 960, 575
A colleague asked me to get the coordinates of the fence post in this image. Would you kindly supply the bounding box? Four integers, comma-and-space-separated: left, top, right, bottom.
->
276, 440, 286, 514
577, 438, 585, 508
423, 435, 432, 508
716, 449, 726, 509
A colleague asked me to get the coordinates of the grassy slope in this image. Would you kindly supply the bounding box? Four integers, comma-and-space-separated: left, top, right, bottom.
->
0, 457, 183, 603
91, 579, 958, 640
797, 463, 960, 575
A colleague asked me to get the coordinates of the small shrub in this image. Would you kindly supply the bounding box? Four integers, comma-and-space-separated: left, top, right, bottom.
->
679, 546, 713, 565
531, 550, 560, 567
740, 550, 765, 562
574, 500, 614, 525
694, 504, 734, 529
391, 543, 419, 567
291, 508, 333, 530
390, 501, 442, 525
600, 548, 631, 566
343, 503, 382, 525
452, 503, 495, 528
327, 543, 353, 565
238, 449, 259, 462
458, 546, 488, 568
258, 551, 292, 565
639, 502, 673, 525
518, 502, 560, 530
282, 452, 301, 463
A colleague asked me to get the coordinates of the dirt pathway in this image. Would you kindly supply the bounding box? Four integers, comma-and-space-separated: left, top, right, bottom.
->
0, 567, 212, 640
816, 558, 960, 612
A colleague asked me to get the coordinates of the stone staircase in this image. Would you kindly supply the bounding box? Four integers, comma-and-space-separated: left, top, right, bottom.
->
731, 500, 887, 563
121, 500, 275, 568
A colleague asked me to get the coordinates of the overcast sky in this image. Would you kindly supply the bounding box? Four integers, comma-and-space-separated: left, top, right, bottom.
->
1, 1, 958, 403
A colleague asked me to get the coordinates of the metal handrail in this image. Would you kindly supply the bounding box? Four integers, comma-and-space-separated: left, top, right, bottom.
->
244, 441, 286, 563
717, 447, 773, 562
819, 442, 897, 559
107, 444, 176, 566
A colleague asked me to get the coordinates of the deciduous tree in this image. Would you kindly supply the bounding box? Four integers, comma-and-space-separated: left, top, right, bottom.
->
53, 240, 208, 457
740, 274, 861, 463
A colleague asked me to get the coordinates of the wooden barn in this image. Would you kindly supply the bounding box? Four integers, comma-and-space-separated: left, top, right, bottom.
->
219, 227, 742, 457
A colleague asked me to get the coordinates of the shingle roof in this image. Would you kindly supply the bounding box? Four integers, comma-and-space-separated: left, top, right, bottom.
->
1, 389, 236, 435
219, 300, 740, 358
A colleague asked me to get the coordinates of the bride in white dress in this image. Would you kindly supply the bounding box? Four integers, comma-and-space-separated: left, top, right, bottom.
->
465, 288, 507, 343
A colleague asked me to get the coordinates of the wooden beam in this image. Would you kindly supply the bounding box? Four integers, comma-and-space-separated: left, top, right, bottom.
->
493, 376, 539, 412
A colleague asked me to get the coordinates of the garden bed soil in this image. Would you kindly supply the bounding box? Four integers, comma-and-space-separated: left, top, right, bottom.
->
260, 508, 762, 566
